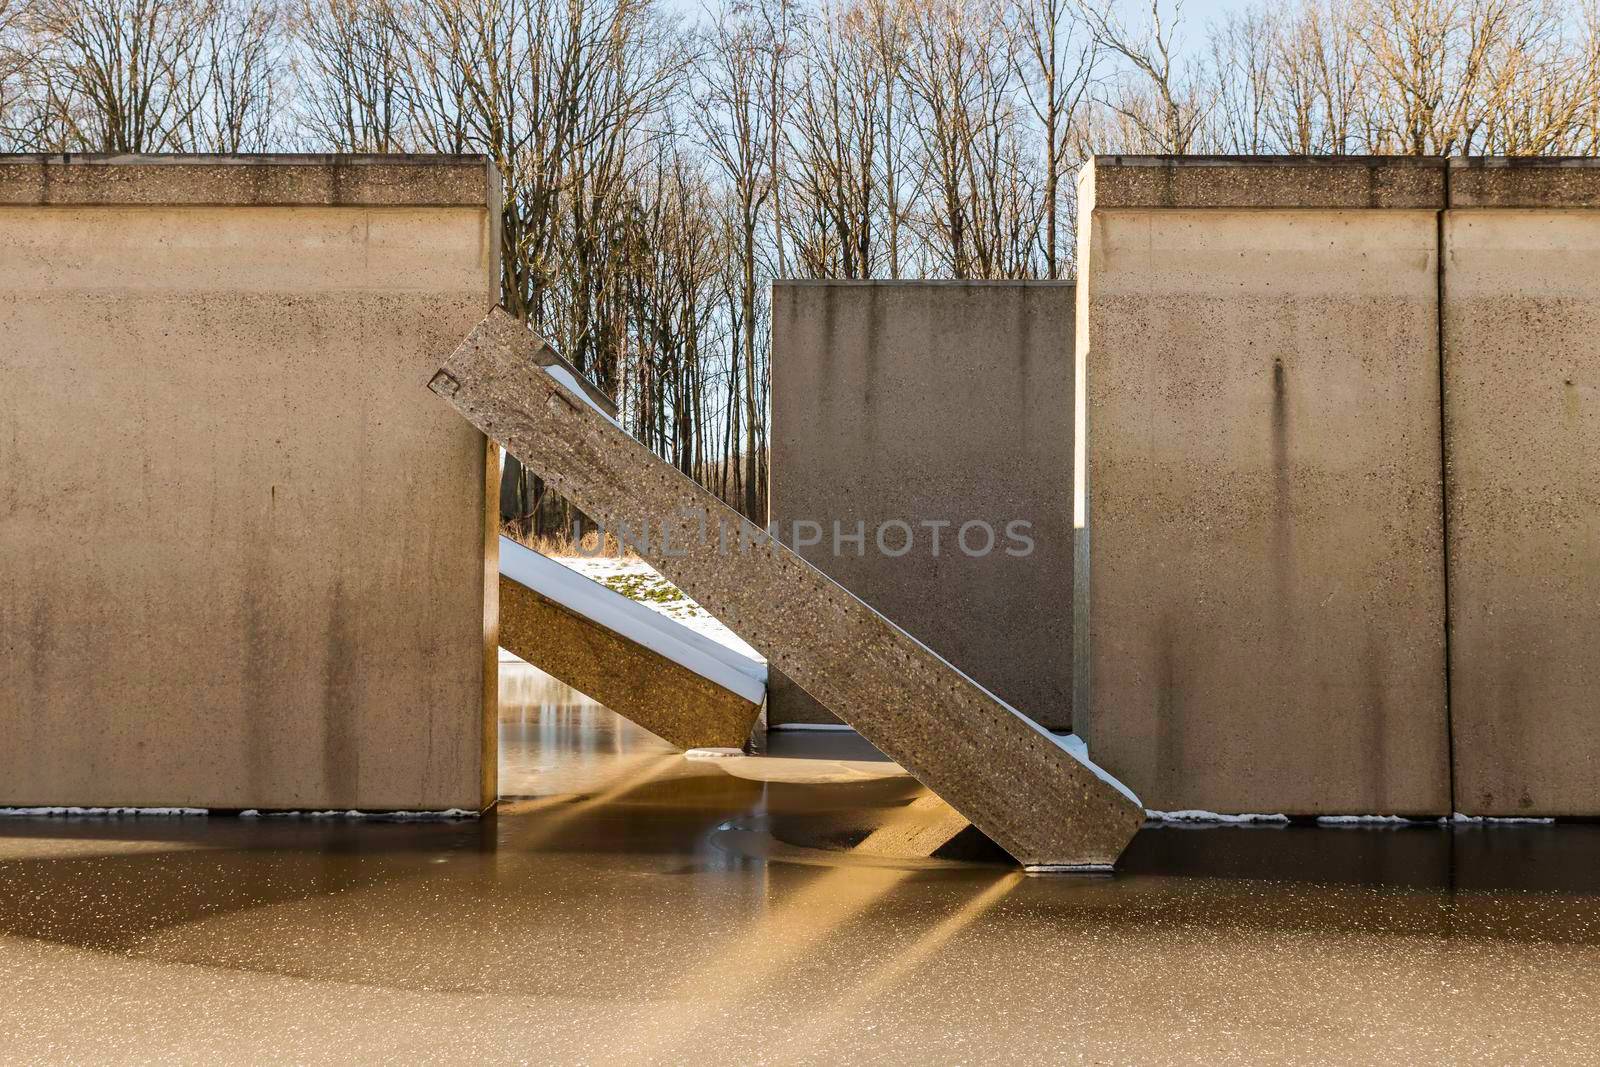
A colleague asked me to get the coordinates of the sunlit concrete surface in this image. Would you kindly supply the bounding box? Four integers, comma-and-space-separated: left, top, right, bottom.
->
2, 665, 1600, 1063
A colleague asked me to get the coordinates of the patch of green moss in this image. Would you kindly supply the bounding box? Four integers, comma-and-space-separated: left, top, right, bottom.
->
600, 572, 690, 608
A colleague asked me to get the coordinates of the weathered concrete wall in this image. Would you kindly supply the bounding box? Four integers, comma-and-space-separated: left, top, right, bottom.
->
1444, 159, 1600, 816
0, 155, 500, 810
1076, 157, 1451, 815
770, 281, 1076, 730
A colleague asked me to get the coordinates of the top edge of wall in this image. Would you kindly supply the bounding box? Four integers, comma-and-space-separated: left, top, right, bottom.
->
1085, 155, 1600, 211
1084, 155, 1447, 210
1448, 157, 1600, 208
0, 153, 497, 207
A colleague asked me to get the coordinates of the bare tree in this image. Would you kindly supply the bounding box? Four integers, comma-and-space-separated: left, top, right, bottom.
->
190, 0, 281, 151
23, 0, 217, 151
292, 0, 408, 151
1207, 5, 1276, 153
903, 0, 1039, 277
696, 2, 774, 517
1080, 0, 1204, 153
0, 0, 34, 147
787, 0, 885, 277
1012, 0, 1095, 277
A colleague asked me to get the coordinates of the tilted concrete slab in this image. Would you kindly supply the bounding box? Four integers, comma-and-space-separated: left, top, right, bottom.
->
497, 536, 763, 750
429, 309, 1146, 869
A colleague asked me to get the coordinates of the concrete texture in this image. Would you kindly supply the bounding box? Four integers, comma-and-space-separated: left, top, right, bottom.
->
1443, 186, 1600, 814
432, 308, 1146, 868
0, 153, 494, 206
1082, 155, 1446, 210
769, 281, 1076, 730
497, 573, 760, 750
1448, 156, 1600, 209
0, 156, 499, 810
1076, 156, 1450, 815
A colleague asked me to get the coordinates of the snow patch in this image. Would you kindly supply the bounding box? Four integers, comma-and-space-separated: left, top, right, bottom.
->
1317, 814, 1418, 826
1146, 809, 1291, 825
1051, 732, 1141, 806
1448, 812, 1556, 825
237, 809, 477, 821
556, 555, 764, 663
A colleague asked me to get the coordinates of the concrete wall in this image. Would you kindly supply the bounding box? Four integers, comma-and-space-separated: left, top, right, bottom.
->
0, 155, 500, 810
1076, 157, 1451, 815
1444, 159, 1600, 816
770, 282, 1076, 730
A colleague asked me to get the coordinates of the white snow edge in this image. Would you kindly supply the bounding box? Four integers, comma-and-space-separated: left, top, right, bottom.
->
542, 364, 620, 427
1147, 809, 1291, 825
0, 806, 208, 817
238, 808, 478, 821
499, 536, 767, 705
1053, 731, 1142, 806
1144, 810, 1559, 826
768, 723, 855, 732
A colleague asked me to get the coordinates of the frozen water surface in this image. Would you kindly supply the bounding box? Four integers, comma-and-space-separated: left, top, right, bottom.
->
2, 662, 1600, 1063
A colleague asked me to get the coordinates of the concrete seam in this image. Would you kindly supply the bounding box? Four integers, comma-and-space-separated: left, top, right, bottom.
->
1436, 171, 1458, 819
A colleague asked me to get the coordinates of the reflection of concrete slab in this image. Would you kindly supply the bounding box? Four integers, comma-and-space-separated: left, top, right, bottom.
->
688, 753, 907, 784
497, 537, 763, 750
430, 309, 1145, 869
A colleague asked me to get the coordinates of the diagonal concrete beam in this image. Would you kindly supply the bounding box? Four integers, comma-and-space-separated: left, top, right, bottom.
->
429, 308, 1145, 869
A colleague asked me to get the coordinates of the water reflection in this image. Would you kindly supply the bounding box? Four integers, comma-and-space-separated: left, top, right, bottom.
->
498, 658, 679, 798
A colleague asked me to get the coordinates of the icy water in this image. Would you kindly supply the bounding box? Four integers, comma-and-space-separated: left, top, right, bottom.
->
2, 666, 1600, 1064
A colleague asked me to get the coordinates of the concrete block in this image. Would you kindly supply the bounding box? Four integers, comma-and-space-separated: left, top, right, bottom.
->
497, 544, 761, 751
769, 282, 1076, 730
1076, 156, 1451, 815
0, 155, 499, 811
432, 309, 1147, 868
1443, 174, 1600, 814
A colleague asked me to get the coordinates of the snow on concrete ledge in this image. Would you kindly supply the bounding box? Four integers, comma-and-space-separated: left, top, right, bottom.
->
498, 535, 767, 706
0, 806, 209, 817
238, 809, 478, 821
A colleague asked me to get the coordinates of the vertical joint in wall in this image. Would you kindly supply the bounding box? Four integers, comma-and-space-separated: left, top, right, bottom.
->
1436, 165, 1457, 816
